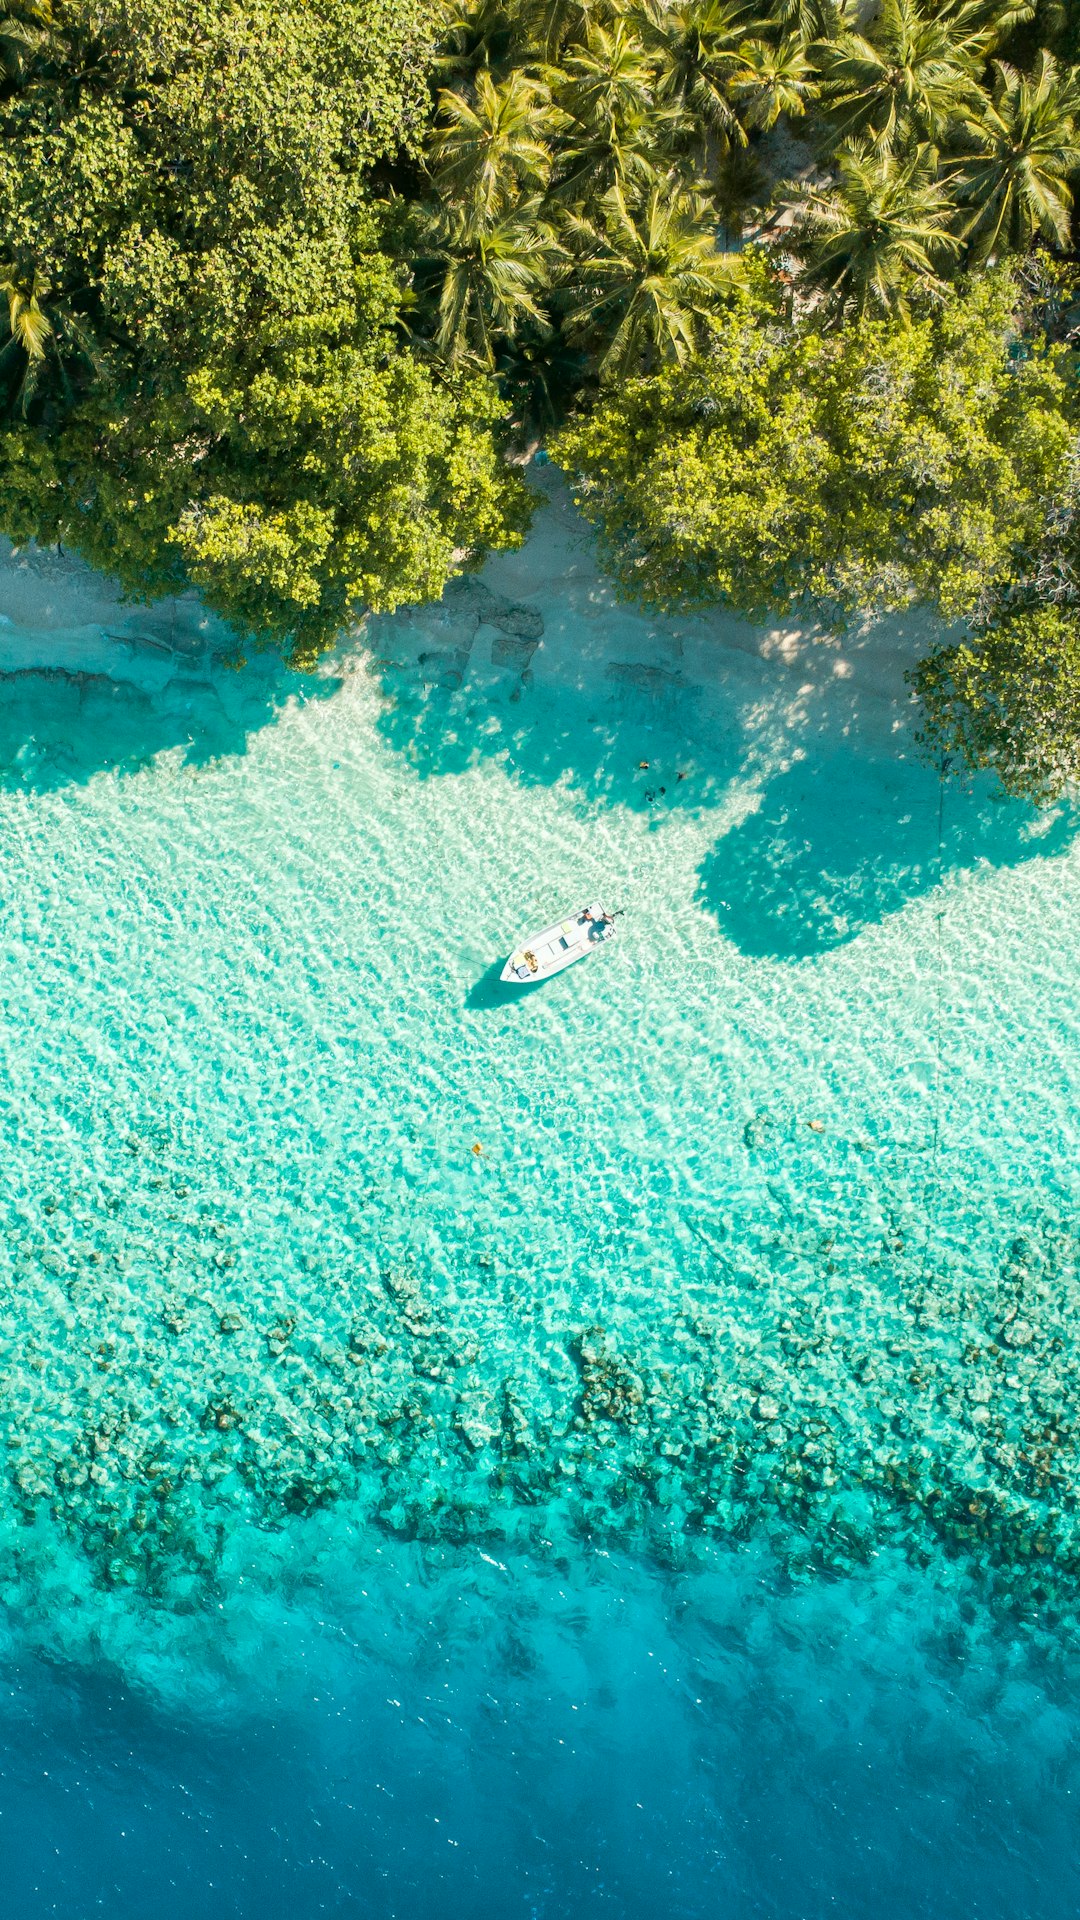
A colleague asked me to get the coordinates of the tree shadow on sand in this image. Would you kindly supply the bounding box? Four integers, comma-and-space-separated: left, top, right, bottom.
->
0, 658, 341, 792
697, 755, 1079, 960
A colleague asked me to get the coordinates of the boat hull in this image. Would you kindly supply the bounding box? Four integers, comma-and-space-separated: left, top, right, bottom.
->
500, 903, 615, 985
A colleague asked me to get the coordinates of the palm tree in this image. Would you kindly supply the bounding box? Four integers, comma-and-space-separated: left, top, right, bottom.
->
557, 17, 660, 132
818, 0, 992, 156
937, 0, 1036, 52
952, 52, 1080, 257
783, 143, 962, 316
766, 0, 853, 44
0, 0, 53, 90
1026, 1, 1080, 64
497, 321, 589, 430
730, 32, 819, 130
712, 140, 768, 242
430, 70, 557, 215
0, 261, 53, 415
525, 0, 619, 64
553, 17, 674, 201
430, 197, 565, 367
643, 0, 756, 148
433, 0, 517, 81
562, 176, 740, 376
0, 257, 107, 418
0, 262, 51, 359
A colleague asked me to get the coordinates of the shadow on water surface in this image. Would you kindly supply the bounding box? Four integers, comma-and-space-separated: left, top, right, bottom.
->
373, 642, 1080, 961
465, 950, 616, 1008
374, 663, 731, 821
698, 756, 1079, 960
0, 658, 341, 791
465, 959, 522, 1011
3, 589, 1075, 962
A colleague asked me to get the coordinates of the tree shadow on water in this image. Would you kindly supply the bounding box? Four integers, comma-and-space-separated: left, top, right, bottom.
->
372, 662, 742, 821
698, 757, 1079, 960
0, 660, 341, 792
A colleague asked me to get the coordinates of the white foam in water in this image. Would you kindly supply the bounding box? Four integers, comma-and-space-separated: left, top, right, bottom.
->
0, 487, 1077, 1916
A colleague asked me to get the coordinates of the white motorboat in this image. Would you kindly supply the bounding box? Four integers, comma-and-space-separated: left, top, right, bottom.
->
500, 902, 616, 984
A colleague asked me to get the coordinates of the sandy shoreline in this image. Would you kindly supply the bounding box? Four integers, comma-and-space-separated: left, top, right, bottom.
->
0, 472, 936, 774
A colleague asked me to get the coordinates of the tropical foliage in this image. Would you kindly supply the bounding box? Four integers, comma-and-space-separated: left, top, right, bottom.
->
916, 604, 1080, 799
0, 0, 1079, 777
402, 0, 1080, 387
0, 0, 532, 660
554, 260, 1079, 622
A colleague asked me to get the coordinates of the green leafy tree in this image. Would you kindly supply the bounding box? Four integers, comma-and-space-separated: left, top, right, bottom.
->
915, 604, 1080, 800
0, 0, 533, 657
914, 376, 1080, 797
172, 336, 528, 661
554, 262, 1077, 624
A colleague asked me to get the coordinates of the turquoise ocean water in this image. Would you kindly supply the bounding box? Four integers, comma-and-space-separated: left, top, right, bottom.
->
0, 492, 1079, 1913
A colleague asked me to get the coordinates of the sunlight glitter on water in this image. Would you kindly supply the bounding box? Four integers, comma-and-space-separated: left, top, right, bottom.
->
0, 496, 1078, 1915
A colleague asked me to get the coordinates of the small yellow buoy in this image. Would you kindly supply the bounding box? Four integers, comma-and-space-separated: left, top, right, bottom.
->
471, 1143, 483, 1156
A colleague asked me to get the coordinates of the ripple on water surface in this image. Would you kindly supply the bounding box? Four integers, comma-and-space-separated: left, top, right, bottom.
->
0, 515, 1078, 1911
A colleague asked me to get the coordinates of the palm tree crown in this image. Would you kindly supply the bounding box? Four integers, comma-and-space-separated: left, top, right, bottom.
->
0, 262, 51, 359
820, 0, 993, 155
645, 0, 755, 147
953, 50, 1080, 255
784, 143, 963, 317
731, 32, 820, 131
430, 197, 565, 366
430, 70, 556, 215
564, 176, 739, 376
553, 18, 671, 199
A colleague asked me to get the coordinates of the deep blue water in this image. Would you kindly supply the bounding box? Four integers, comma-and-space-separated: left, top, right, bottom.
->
4, 1546, 1080, 1918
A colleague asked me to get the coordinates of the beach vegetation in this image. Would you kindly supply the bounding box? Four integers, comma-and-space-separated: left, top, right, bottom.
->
916, 603, 1080, 799
0, 0, 1078, 772
555, 260, 1078, 618
0, 0, 533, 660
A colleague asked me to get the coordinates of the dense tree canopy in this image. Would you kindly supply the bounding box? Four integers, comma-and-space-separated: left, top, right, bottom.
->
556, 257, 1080, 794
1, 0, 1080, 781
0, 0, 532, 659
555, 260, 1078, 619
916, 603, 1080, 799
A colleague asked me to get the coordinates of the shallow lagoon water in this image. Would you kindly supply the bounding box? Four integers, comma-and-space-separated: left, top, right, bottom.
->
0, 490, 1079, 1913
